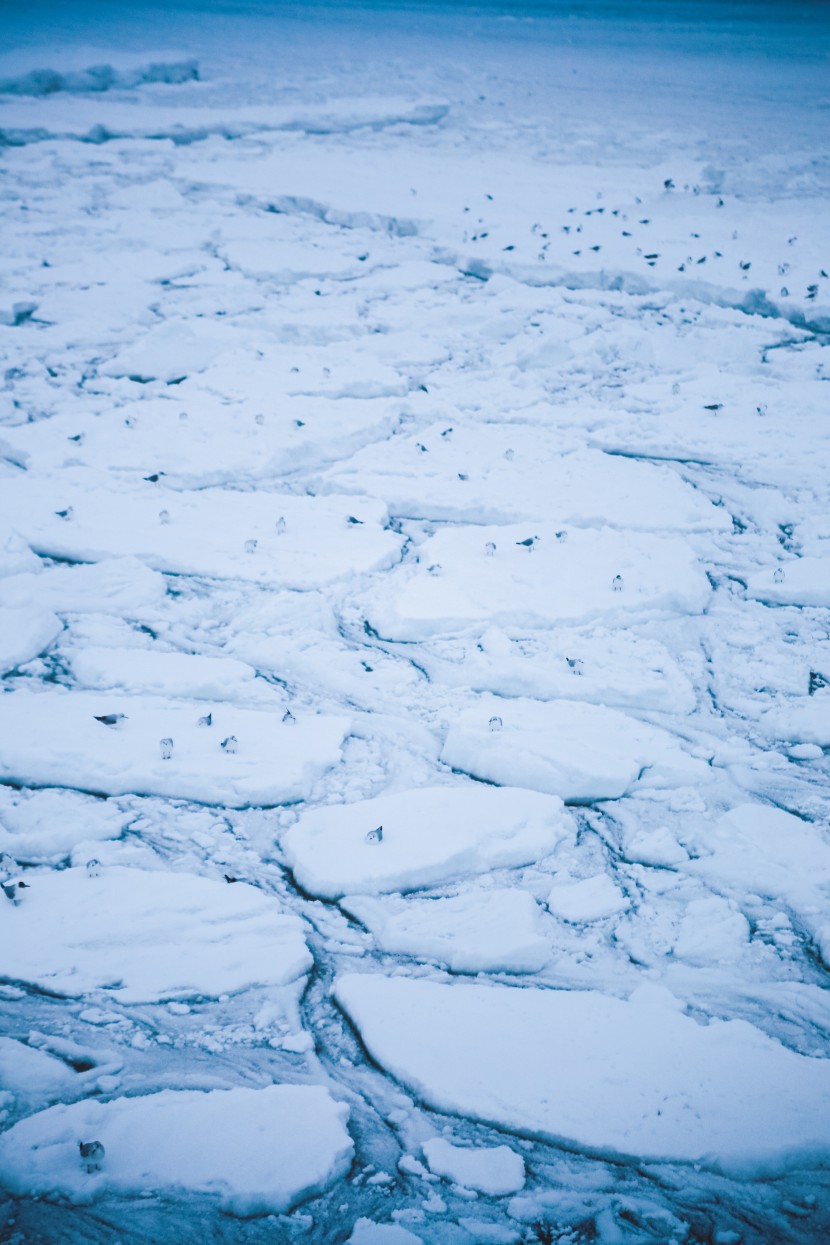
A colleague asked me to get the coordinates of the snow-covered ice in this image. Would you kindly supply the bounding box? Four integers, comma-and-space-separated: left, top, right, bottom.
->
2, 0, 829, 1239
0, 1085, 353, 1215
281, 786, 572, 898
336, 973, 830, 1174
0, 866, 311, 1001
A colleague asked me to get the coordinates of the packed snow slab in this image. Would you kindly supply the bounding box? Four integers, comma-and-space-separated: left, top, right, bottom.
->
441, 697, 703, 803
547, 874, 630, 923
0, 1038, 76, 1106
0, 477, 401, 588
0, 689, 347, 807
364, 526, 710, 640
418, 625, 696, 715
0, 865, 311, 1002
281, 786, 572, 899
335, 975, 830, 1175
758, 689, 830, 747
422, 1138, 525, 1196
341, 888, 549, 974
0, 1084, 353, 1215
0, 605, 62, 674
324, 428, 728, 532
0, 786, 128, 862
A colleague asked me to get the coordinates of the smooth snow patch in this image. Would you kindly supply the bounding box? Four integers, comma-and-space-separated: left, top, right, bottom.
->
547, 874, 630, 922
0, 1085, 352, 1215
66, 647, 260, 702
0, 786, 128, 862
282, 786, 572, 899
0, 865, 311, 1002
0, 556, 165, 617
0, 689, 348, 807
335, 974, 830, 1175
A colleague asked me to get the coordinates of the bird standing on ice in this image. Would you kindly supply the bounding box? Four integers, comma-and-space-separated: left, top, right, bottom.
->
79, 1140, 105, 1173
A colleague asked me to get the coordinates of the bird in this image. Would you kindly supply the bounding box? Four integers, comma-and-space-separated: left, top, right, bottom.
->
244, 539, 257, 554
144, 473, 164, 483
158, 509, 171, 525
79, 1140, 105, 1173
86, 859, 101, 878
488, 715, 503, 732
555, 530, 568, 542
275, 517, 286, 534
566, 657, 584, 676
197, 712, 212, 727
282, 710, 296, 726
94, 713, 127, 727
346, 515, 364, 526
504, 448, 515, 461
2, 880, 28, 905
516, 536, 538, 551
485, 542, 496, 557
221, 736, 238, 754
427, 564, 442, 575
365, 826, 383, 844
160, 737, 174, 760
55, 507, 73, 520
773, 567, 785, 584
224, 874, 238, 884
612, 575, 624, 592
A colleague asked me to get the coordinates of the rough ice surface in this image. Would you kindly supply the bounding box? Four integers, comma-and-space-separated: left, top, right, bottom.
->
2, 0, 830, 1241
336, 974, 830, 1173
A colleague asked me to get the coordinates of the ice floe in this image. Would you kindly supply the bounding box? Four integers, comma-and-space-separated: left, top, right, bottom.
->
0, 865, 311, 1001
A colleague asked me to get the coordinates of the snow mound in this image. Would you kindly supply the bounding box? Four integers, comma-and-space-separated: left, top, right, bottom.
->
335, 975, 830, 1175
365, 526, 710, 640
0, 1085, 353, 1215
0, 605, 62, 674
325, 429, 728, 532
282, 786, 572, 899
0, 689, 348, 807
758, 689, 830, 747
0, 865, 311, 1002
348, 1221, 423, 1245
441, 697, 703, 803
0, 1038, 76, 1106
422, 1138, 525, 1196
547, 874, 630, 922
341, 888, 549, 974
0, 786, 128, 862
0, 476, 401, 588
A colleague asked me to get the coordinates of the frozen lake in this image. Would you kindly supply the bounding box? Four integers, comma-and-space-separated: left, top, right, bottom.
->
1, 1, 829, 1242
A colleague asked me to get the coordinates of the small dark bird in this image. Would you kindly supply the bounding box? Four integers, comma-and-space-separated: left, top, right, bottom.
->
68, 433, 84, 444
346, 515, 364, 525
220, 736, 238, 753
94, 713, 127, 727
365, 826, 383, 844
55, 507, 73, 520
79, 1140, 105, 1173
703, 404, 722, 411
224, 874, 238, 884
144, 473, 164, 483
516, 536, 538, 551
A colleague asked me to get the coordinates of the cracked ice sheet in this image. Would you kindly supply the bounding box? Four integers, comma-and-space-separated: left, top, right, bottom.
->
0, 689, 348, 806
0, 1085, 353, 1215
363, 525, 711, 640
0, 475, 401, 588
335, 974, 830, 1176
0, 865, 311, 1002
